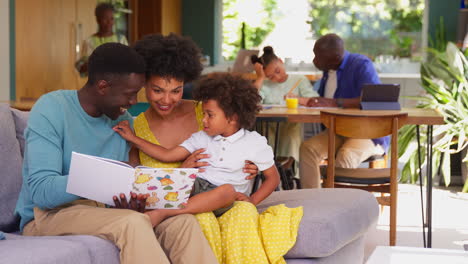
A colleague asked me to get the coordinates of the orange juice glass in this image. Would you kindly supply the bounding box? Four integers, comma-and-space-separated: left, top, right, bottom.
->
286, 98, 298, 109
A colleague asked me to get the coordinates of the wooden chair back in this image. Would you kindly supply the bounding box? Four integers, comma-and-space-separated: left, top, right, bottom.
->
320, 110, 407, 246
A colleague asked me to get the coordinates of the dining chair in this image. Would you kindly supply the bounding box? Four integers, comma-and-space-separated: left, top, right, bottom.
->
320, 110, 408, 246
251, 116, 300, 194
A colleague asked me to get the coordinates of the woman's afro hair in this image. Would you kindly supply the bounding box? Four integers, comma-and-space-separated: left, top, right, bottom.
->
133, 33, 203, 83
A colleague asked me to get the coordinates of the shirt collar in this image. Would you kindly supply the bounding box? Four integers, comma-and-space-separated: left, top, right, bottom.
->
337, 50, 350, 71
213, 128, 245, 143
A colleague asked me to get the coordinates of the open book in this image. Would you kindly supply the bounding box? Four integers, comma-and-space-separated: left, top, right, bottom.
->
66, 152, 198, 209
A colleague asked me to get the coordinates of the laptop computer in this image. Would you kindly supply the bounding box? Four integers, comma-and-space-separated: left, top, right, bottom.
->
360, 84, 401, 110
231, 49, 259, 73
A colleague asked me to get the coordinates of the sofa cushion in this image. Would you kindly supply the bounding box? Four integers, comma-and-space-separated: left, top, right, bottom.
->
3, 233, 120, 264
257, 188, 378, 258
11, 108, 29, 156
0, 104, 23, 232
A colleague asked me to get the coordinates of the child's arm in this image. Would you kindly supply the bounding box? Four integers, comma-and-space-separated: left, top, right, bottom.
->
113, 120, 190, 162
253, 62, 266, 91
128, 146, 140, 167
237, 165, 280, 205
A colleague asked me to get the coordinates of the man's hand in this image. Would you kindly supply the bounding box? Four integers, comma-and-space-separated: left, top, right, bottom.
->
113, 120, 136, 141
113, 192, 148, 213
244, 160, 259, 180
306, 97, 338, 107
181, 148, 210, 172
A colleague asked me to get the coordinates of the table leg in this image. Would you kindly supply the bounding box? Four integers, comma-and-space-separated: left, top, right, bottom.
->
416, 125, 427, 248
426, 125, 433, 248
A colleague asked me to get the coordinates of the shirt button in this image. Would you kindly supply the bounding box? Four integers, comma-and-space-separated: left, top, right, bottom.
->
222, 147, 225, 151
223, 139, 226, 141
219, 158, 223, 161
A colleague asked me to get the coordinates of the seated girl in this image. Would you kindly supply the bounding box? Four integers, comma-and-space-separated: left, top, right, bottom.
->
114, 73, 280, 227
251, 46, 318, 164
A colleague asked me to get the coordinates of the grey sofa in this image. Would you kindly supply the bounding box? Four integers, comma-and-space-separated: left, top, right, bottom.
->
0, 104, 379, 264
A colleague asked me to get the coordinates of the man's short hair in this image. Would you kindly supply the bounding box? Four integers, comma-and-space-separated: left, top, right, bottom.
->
88, 43, 145, 84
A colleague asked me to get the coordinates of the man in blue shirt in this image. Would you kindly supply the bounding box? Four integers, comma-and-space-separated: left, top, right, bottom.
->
14, 43, 217, 264
299, 33, 387, 188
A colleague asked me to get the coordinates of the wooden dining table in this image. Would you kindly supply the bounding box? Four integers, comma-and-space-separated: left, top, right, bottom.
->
258, 106, 445, 248
258, 106, 444, 125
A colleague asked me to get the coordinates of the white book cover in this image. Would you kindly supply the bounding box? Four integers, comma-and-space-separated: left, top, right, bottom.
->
66, 152, 198, 209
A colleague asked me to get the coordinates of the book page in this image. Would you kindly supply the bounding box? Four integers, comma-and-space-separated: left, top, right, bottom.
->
66, 152, 134, 206
131, 168, 198, 209
93, 155, 133, 168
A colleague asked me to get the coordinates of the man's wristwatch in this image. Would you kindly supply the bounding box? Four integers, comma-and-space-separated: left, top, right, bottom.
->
336, 98, 344, 108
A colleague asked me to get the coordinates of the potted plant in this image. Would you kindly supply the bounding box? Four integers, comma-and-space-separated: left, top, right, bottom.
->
398, 42, 468, 191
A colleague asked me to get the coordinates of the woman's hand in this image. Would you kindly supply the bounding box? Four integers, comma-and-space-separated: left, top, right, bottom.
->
113, 120, 137, 141
113, 192, 148, 213
306, 97, 337, 107
235, 192, 253, 203
244, 160, 259, 180
181, 148, 210, 172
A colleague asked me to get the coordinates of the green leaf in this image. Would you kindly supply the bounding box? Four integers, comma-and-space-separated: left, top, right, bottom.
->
463, 177, 468, 192
441, 150, 451, 186
458, 127, 467, 152
446, 43, 465, 77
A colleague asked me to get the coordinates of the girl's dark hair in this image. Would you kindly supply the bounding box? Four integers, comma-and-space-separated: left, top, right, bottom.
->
133, 33, 203, 83
193, 73, 262, 130
95, 3, 114, 18
250, 46, 278, 68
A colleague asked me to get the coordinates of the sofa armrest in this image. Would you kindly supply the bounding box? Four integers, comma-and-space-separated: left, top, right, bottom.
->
257, 189, 379, 258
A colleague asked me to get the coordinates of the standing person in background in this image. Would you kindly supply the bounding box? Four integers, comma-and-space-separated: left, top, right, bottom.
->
76, 3, 128, 76
300, 33, 386, 189
251, 46, 318, 166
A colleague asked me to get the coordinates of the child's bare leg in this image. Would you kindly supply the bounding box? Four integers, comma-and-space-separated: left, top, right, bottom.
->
145, 184, 237, 227
184, 184, 237, 214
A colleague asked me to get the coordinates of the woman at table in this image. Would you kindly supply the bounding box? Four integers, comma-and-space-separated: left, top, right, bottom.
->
132, 34, 299, 264
251, 46, 318, 165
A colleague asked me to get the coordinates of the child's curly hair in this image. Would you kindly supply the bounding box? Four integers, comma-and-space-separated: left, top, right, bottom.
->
193, 73, 262, 130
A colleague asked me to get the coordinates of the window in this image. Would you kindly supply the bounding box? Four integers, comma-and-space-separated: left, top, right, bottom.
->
222, 0, 425, 69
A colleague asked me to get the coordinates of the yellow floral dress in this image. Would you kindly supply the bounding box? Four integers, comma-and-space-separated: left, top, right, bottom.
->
133, 101, 303, 264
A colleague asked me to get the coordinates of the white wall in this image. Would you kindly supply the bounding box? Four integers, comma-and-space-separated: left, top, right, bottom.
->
0, 0, 10, 101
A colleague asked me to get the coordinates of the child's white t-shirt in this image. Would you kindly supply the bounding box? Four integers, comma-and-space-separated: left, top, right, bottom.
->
180, 129, 274, 195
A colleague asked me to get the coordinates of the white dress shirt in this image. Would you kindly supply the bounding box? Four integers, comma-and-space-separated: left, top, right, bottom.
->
180, 129, 274, 194
324, 70, 338, 98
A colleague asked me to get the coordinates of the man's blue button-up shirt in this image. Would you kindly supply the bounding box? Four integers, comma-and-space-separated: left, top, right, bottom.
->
317, 51, 389, 151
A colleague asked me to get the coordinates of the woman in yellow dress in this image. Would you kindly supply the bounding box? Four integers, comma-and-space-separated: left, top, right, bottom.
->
131, 34, 302, 264
130, 34, 268, 263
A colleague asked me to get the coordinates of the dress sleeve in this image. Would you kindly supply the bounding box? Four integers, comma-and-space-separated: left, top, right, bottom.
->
194, 101, 204, 131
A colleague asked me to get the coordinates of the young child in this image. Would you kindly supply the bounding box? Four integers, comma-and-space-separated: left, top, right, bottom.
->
113, 73, 280, 227
251, 46, 318, 172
